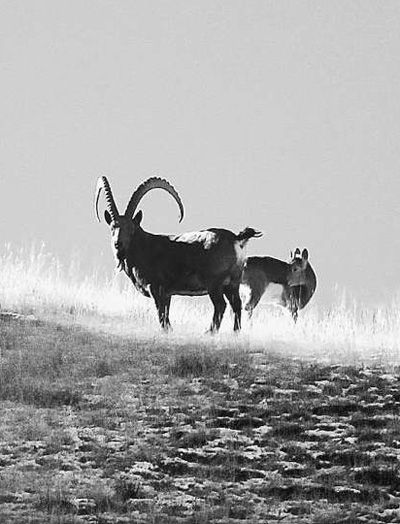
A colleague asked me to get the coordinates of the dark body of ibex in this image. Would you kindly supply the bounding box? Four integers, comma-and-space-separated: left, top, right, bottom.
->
95, 176, 262, 332
242, 248, 317, 322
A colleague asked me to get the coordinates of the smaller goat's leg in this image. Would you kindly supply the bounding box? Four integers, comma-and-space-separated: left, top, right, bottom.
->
244, 294, 261, 319
284, 287, 299, 324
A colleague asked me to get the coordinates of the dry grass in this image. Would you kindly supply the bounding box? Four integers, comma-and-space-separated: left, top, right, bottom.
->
0, 243, 398, 365
1, 246, 400, 523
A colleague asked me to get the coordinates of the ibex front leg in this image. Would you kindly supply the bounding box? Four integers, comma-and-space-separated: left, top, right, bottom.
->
150, 285, 172, 331
208, 289, 227, 333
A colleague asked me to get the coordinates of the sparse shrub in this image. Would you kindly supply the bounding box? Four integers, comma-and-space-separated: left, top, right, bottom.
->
7, 379, 83, 408
351, 414, 389, 430
167, 346, 252, 378
0, 330, 80, 407
114, 474, 141, 502
168, 348, 224, 377
47, 516, 83, 524
299, 364, 332, 383
19, 412, 51, 441
354, 465, 400, 489
311, 508, 360, 524
45, 428, 79, 454
322, 382, 343, 396
170, 427, 218, 447
93, 357, 115, 377
250, 383, 275, 400
273, 421, 304, 438
313, 400, 359, 417
37, 484, 75, 514
280, 442, 312, 462
85, 484, 116, 513
356, 428, 384, 443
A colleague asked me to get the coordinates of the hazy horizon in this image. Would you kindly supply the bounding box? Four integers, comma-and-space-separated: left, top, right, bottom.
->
2, 1, 400, 306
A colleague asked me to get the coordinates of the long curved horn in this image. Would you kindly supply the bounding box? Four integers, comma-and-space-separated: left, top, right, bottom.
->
94, 176, 120, 222
124, 177, 184, 222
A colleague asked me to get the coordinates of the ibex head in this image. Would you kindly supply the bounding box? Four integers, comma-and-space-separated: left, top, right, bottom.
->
95, 176, 184, 269
287, 248, 309, 287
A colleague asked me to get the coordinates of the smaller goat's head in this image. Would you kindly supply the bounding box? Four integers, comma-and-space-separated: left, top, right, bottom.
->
287, 248, 309, 287
95, 176, 184, 270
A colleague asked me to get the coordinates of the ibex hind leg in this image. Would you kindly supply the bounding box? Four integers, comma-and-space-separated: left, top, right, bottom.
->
224, 285, 242, 332
207, 290, 227, 333
161, 295, 172, 330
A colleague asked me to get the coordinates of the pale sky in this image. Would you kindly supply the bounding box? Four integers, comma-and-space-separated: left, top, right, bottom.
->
1, 1, 400, 304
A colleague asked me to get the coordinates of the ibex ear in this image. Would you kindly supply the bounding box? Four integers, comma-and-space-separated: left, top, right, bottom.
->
133, 210, 143, 226
294, 248, 301, 257
302, 248, 309, 261
104, 210, 112, 225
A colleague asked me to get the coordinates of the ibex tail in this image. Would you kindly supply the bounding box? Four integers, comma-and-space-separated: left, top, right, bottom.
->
236, 227, 263, 247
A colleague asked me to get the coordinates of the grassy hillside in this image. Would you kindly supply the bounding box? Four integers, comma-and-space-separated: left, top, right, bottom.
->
1, 316, 400, 523
1, 245, 400, 522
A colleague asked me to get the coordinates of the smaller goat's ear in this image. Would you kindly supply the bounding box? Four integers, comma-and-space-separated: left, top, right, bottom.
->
294, 247, 301, 257
104, 210, 112, 225
302, 248, 309, 261
133, 210, 143, 226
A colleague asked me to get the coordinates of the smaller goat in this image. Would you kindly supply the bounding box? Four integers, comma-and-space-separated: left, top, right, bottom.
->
241, 248, 317, 322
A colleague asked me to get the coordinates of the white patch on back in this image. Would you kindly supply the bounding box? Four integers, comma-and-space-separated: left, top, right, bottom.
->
172, 230, 217, 250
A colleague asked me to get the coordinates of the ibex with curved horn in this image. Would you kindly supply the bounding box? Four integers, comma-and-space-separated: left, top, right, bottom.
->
95, 176, 262, 332
242, 248, 317, 322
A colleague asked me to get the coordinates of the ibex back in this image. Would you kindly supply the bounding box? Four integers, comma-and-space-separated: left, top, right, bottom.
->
242, 248, 316, 322
95, 176, 262, 332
